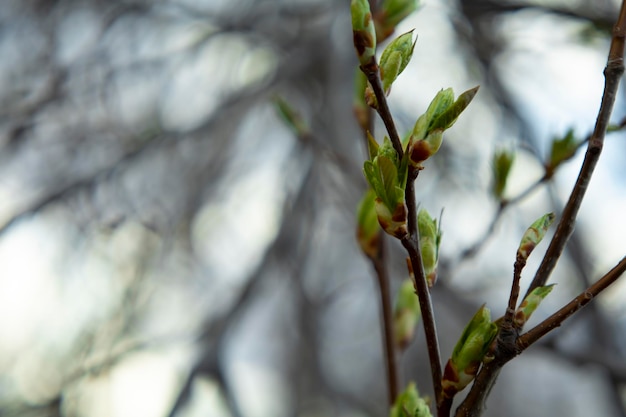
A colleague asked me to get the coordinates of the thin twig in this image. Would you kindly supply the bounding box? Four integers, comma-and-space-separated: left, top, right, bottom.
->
503, 258, 525, 326
518, 256, 626, 350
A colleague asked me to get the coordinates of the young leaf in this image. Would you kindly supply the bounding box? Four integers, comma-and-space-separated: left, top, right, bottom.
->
407, 87, 478, 167
353, 69, 370, 131
417, 208, 441, 287
367, 131, 380, 161
390, 382, 432, 417
429, 86, 479, 132
356, 188, 381, 258
443, 304, 498, 397
514, 284, 555, 327
492, 149, 515, 200
423, 88, 455, 134
517, 213, 556, 261
378, 155, 400, 208
362, 139, 409, 239
547, 128, 579, 175
393, 278, 421, 349
375, 0, 421, 42
380, 30, 416, 95
273, 96, 309, 136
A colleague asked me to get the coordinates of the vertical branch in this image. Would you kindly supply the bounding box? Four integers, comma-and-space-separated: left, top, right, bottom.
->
361, 62, 444, 411
525, 0, 626, 298
371, 237, 400, 404
456, 4, 626, 415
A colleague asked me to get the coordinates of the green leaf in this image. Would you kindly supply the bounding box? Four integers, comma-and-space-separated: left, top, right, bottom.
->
379, 136, 399, 164
429, 86, 479, 131
417, 209, 441, 287
376, 0, 421, 41
492, 149, 515, 199
367, 131, 380, 160
356, 188, 381, 258
394, 279, 421, 349
411, 113, 428, 141
407, 87, 478, 167
517, 213, 556, 261
378, 155, 399, 207
353, 69, 369, 131
424, 88, 454, 130
390, 382, 432, 417
445, 304, 498, 394
397, 149, 409, 189
514, 284, 555, 327
381, 51, 402, 94
273, 96, 309, 136
548, 128, 579, 173
364, 160, 386, 205
380, 30, 416, 94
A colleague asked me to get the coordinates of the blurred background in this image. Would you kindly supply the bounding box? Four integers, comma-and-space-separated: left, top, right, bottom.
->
0, 0, 625, 416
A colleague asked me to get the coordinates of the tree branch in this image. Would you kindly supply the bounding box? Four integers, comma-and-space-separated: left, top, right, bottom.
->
456, 3, 626, 414
360, 59, 443, 411
518, 256, 626, 350
524, 0, 626, 298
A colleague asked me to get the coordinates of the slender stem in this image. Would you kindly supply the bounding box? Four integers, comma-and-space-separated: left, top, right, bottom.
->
518, 256, 626, 350
371, 235, 399, 404
360, 62, 404, 157
401, 235, 443, 401
524, 1, 626, 298
360, 59, 443, 411
358, 71, 399, 404
503, 258, 525, 326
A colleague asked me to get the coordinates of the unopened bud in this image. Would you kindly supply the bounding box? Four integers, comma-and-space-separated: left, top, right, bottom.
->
517, 213, 555, 261
417, 209, 441, 287
351, 0, 377, 66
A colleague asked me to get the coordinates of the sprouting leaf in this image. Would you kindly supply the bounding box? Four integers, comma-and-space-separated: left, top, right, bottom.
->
393, 278, 421, 349
356, 188, 381, 258
548, 128, 579, 174
407, 86, 478, 167
514, 285, 555, 327
367, 131, 379, 160
492, 149, 515, 199
273, 96, 309, 136
390, 382, 432, 417
417, 209, 441, 287
517, 213, 556, 261
429, 86, 479, 132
